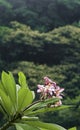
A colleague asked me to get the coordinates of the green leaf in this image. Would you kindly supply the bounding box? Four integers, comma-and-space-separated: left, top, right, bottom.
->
39, 128, 46, 130
39, 129, 47, 130
22, 116, 39, 121
18, 72, 28, 88
16, 84, 21, 92
1, 71, 16, 107
31, 91, 35, 100
26, 121, 66, 130
24, 97, 59, 115
0, 89, 13, 115
26, 105, 72, 116
18, 87, 33, 112
0, 81, 5, 91
68, 127, 77, 130
15, 123, 40, 130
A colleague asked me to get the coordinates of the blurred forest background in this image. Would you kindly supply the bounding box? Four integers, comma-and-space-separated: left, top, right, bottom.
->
0, 0, 80, 129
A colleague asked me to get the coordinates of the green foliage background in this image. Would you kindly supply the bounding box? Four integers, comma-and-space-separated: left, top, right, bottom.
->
0, 0, 80, 129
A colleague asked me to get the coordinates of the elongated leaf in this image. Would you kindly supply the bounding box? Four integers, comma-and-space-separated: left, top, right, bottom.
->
68, 127, 77, 130
0, 81, 5, 91
31, 91, 35, 100
18, 87, 33, 112
26, 121, 66, 130
0, 89, 13, 115
39, 128, 49, 130
15, 123, 23, 130
34, 97, 59, 109
40, 128, 46, 130
15, 123, 40, 130
1, 71, 16, 107
23, 97, 59, 115
22, 116, 39, 121
18, 72, 28, 88
26, 105, 72, 116
16, 84, 21, 92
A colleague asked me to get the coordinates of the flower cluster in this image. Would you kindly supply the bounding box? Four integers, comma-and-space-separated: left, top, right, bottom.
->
37, 77, 64, 107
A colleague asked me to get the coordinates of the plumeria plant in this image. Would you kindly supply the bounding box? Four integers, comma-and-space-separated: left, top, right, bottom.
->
0, 71, 74, 130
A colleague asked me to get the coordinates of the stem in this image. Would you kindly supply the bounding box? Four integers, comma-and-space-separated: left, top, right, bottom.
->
23, 100, 42, 112
0, 103, 8, 118
0, 121, 11, 130
0, 113, 21, 130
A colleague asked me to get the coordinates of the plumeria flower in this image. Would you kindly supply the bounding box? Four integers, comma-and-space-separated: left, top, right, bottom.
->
44, 76, 56, 87
37, 84, 53, 99
37, 85, 45, 93
37, 76, 64, 106
43, 77, 57, 96
46, 85, 55, 96
54, 86, 64, 99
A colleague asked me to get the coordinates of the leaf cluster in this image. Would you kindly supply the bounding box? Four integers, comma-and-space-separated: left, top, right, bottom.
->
0, 71, 70, 130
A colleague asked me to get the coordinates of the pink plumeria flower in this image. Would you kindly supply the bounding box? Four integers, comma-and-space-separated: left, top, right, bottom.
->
46, 85, 55, 96
54, 86, 64, 98
37, 76, 64, 105
44, 76, 56, 87
37, 85, 45, 93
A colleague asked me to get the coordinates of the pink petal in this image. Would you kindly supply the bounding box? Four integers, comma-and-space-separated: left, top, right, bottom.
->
37, 84, 44, 89
59, 88, 64, 93
37, 89, 42, 93
44, 77, 54, 85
